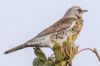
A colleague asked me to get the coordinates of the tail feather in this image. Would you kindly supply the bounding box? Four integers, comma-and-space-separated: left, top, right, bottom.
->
4, 43, 48, 54
4, 41, 49, 54
4, 44, 29, 54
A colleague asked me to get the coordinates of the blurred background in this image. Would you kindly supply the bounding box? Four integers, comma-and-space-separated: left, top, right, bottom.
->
0, 0, 100, 66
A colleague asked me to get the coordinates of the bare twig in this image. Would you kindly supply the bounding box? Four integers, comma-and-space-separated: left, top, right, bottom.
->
77, 48, 100, 62
93, 48, 100, 61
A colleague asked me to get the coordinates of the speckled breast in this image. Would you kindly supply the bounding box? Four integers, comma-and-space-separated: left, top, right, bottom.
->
50, 18, 83, 44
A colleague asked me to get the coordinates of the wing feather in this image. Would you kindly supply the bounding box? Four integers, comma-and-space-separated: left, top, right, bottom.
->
34, 18, 76, 39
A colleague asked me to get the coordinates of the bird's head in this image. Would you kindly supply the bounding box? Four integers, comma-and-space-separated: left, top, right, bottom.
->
64, 6, 88, 19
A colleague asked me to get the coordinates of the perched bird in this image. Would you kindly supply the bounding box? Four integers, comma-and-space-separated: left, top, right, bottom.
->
4, 6, 87, 54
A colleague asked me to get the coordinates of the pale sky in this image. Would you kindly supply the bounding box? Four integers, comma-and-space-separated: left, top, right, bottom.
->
0, 0, 100, 66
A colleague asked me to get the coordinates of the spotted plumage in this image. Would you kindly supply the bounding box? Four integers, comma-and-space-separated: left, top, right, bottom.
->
50, 17, 83, 45
4, 6, 87, 54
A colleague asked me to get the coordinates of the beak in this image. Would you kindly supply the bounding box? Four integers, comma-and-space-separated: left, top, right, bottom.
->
82, 9, 88, 12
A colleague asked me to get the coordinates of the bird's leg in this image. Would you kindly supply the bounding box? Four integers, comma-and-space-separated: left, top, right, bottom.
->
36, 46, 40, 49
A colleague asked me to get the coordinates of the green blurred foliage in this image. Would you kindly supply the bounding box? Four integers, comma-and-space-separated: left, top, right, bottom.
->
33, 40, 78, 66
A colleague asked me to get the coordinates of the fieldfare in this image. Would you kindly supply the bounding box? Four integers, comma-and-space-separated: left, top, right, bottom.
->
4, 6, 88, 54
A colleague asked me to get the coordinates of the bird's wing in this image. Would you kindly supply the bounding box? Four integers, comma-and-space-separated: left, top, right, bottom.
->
4, 18, 76, 54
34, 18, 76, 39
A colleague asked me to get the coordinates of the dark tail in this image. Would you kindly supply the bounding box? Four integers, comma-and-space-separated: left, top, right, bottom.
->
4, 44, 29, 54
4, 42, 48, 54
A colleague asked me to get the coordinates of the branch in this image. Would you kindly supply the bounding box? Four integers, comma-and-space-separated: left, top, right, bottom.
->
77, 48, 100, 62
32, 41, 100, 66
32, 40, 78, 66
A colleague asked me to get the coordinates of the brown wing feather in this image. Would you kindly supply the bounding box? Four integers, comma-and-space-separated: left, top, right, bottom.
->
34, 18, 76, 39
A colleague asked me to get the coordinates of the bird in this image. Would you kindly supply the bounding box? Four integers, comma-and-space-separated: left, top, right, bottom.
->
4, 6, 88, 54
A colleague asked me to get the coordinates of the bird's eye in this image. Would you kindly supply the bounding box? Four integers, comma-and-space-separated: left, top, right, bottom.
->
77, 9, 82, 13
